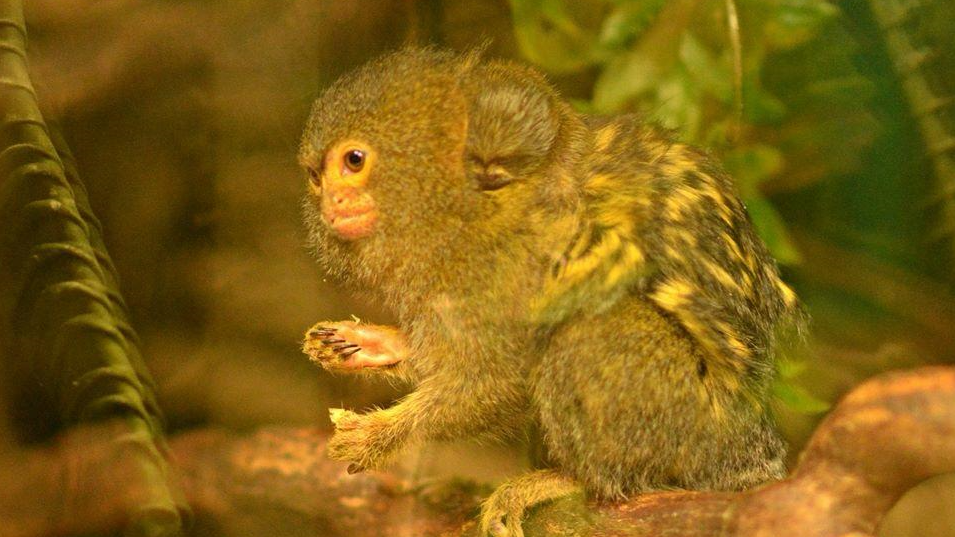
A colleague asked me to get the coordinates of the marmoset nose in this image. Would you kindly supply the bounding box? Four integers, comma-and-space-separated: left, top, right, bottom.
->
322, 181, 374, 213
323, 184, 361, 208
320, 182, 377, 240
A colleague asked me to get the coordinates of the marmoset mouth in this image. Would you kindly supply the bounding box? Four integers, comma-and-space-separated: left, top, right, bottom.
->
323, 204, 377, 241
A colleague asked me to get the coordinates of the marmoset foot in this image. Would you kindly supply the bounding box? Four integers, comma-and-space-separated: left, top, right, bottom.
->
480, 470, 581, 537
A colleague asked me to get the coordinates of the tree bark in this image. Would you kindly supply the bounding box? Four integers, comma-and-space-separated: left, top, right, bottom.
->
2, 365, 951, 537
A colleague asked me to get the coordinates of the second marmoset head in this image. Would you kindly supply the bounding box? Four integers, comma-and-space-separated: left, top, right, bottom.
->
300, 47, 802, 535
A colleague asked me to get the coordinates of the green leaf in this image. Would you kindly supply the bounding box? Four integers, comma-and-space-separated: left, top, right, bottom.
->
773, 380, 831, 414
597, 0, 667, 51
652, 68, 702, 139
764, 0, 839, 49
724, 144, 785, 193
592, 47, 660, 113
777, 357, 808, 379
744, 195, 802, 265
509, 0, 606, 73
569, 98, 598, 114
593, 35, 706, 132
742, 70, 787, 124
679, 33, 732, 101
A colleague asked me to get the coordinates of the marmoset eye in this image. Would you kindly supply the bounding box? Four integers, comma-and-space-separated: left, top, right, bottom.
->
344, 149, 365, 173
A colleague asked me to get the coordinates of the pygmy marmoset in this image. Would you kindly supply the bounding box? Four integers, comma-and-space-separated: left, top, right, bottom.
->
299, 47, 801, 536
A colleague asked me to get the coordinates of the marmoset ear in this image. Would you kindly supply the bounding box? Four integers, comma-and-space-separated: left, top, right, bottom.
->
465, 67, 559, 182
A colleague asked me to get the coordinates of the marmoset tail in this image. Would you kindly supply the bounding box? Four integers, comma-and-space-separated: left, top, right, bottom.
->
298, 47, 803, 537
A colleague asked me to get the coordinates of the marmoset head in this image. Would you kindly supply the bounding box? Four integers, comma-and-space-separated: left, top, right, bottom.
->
299, 48, 577, 289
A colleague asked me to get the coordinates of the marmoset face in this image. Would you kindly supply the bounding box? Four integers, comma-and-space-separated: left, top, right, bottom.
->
299, 49, 568, 293
299, 51, 479, 246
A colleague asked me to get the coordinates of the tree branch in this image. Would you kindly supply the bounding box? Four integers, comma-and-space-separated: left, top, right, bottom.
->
169, 366, 955, 536
6, 366, 950, 537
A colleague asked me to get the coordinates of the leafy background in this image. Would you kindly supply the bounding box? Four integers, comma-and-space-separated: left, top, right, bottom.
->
5, 0, 953, 535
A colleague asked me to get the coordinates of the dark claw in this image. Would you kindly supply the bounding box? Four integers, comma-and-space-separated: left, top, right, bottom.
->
322, 339, 346, 345
347, 463, 365, 474
339, 347, 361, 358
333, 343, 359, 352
310, 329, 337, 338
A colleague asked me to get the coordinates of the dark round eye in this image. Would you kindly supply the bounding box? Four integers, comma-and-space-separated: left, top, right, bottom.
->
343, 149, 365, 173
307, 167, 320, 185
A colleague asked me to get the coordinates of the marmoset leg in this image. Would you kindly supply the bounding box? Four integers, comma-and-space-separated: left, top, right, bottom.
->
480, 469, 581, 537
326, 340, 529, 474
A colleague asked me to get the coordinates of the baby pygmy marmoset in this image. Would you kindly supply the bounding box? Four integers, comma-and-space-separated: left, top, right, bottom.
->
300, 47, 801, 536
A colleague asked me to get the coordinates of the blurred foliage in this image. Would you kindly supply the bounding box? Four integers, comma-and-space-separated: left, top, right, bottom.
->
773, 357, 830, 414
